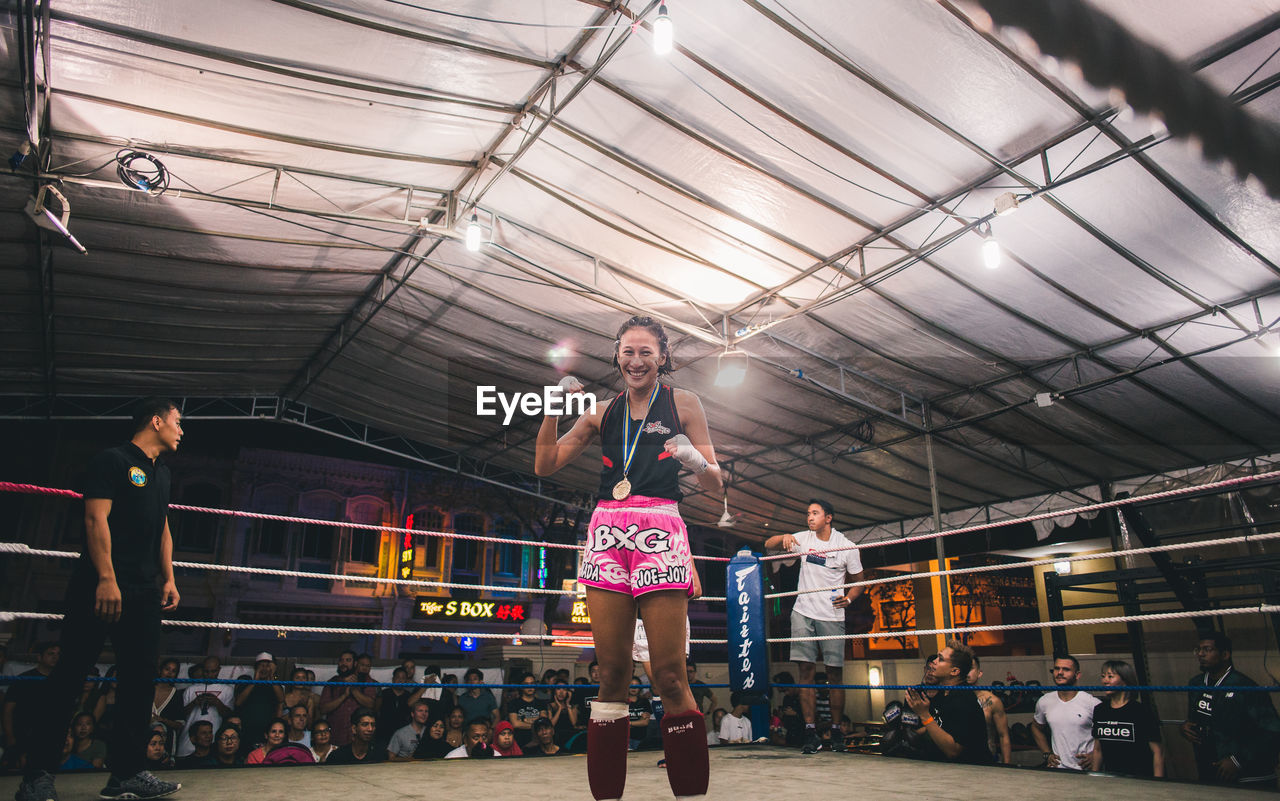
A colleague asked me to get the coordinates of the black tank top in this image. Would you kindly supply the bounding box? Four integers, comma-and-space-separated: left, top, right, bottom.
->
597, 383, 684, 502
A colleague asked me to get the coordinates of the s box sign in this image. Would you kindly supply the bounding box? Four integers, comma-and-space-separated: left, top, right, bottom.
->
413, 597, 526, 622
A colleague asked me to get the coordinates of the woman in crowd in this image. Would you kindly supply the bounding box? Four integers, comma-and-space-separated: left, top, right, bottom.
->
491, 720, 523, 757
151, 659, 185, 753
411, 713, 453, 760
546, 678, 579, 747
1090, 660, 1164, 777
309, 721, 335, 764
444, 705, 467, 749
144, 729, 173, 771
70, 712, 106, 768
282, 667, 318, 722
213, 725, 244, 768
535, 315, 722, 801
707, 709, 726, 747
245, 719, 288, 765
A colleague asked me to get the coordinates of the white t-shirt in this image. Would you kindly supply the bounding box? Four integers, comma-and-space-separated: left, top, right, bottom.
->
175, 682, 235, 756
718, 713, 752, 744
445, 744, 501, 759
632, 617, 691, 662
791, 529, 863, 622
1033, 690, 1101, 770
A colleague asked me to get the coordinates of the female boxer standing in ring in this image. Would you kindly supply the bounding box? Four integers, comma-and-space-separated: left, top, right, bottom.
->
536, 316, 722, 800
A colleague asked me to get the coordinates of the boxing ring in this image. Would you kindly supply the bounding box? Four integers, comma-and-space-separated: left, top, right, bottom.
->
2, 747, 1275, 801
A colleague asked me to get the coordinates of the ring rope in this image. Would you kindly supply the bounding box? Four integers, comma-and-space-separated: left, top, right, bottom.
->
757, 468, 1280, 562
0, 542, 727, 603
766, 603, 1280, 643
768, 526, 1280, 600
0, 611, 728, 645
0, 481, 731, 563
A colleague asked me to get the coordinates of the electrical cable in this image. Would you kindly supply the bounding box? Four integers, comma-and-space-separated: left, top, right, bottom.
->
114, 149, 169, 195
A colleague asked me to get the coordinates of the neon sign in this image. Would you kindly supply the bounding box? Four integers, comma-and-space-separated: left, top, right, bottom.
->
570, 599, 591, 624
412, 597, 527, 622
399, 514, 415, 579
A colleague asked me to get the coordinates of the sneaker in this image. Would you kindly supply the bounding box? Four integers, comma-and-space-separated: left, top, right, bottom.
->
15, 773, 58, 801
99, 772, 181, 800
801, 733, 822, 754
829, 737, 846, 753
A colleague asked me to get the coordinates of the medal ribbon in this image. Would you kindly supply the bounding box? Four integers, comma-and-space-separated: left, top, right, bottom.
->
620, 383, 661, 480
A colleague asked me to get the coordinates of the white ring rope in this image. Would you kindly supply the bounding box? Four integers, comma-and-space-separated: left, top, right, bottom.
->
758, 468, 1280, 561
766, 604, 1280, 643
0, 611, 727, 645
769, 527, 1280, 600
0, 542, 728, 603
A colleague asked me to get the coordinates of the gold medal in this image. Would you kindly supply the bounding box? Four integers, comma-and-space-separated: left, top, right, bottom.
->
612, 478, 632, 500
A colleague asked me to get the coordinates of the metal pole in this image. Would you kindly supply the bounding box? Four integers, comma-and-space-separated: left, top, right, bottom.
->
923, 403, 953, 645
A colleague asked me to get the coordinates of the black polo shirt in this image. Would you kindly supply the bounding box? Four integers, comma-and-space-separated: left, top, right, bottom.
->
75, 442, 171, 589
923, 688, 994, 765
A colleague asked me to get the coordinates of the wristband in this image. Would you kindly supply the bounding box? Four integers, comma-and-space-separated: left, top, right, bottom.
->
920, 716, 935, 727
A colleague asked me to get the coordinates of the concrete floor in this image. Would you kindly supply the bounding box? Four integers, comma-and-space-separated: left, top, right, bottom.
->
1, 747, 1271, 800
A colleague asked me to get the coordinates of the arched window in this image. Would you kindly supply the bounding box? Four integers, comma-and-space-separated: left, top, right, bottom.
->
412, 508, 444, 568
451, 512, 485, 580
348, 499, 385, 565
174, 483, 222, 553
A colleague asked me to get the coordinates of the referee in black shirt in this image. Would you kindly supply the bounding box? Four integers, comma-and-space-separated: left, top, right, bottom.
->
17, 398, 185, 801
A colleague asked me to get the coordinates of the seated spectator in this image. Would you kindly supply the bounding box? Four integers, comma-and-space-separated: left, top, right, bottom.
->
282, 668, 317, 722
440, 673, 460, 711
525, 717, 563, 757
774, 671, 803, 747
719, 693, 753, 744
151, 658, 186, 754
177, 655, 234, 757
707, 709, 726, 747
246, 719, 288, 764
377, 667, 421, 738
627, 678, 650, 749
309, 722, 335, 764
387, 699, 432, 761
446, 718, 495, 759
492, 720, 523, 757
444, 705, 467, 749
285, 704, 311, 747
145, 729, 174, 771
2, 641, 59, 768
545, 679, 579, 747
421, 665, 444, 705
326, 708, 386, 764
235, 653, 285, 756
507, 673, 547, 739
93, 665, 118, 738
58, 730, 93, 771
903, 639, 993, 764
411, 713, 453, 760
71, 712, 107, 768
457, 668, 498, 725
1092, 660, 1163, 777
175, 720, 217, 768
213, 724, 244, 768
535, 669, 558, 701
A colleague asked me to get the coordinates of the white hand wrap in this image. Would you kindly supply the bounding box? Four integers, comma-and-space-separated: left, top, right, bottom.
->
557, 375, 584, 394
667, 434, 709, 473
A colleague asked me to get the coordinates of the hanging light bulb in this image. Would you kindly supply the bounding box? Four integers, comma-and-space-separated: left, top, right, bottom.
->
714, 350, 747, 387
653, 3, 674, 55
465, 213, 482, 252
979, 222, 1001, 269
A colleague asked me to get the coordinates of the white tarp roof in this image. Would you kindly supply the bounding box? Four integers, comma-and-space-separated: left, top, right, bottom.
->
4, 0, 1280, 534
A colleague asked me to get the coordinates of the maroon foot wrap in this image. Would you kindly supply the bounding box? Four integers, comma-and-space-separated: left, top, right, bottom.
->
661, 710, 709, 798
587, 716, 630, 800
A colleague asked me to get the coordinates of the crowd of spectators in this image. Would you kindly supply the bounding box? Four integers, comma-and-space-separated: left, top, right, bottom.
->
1, 632, 1275, 786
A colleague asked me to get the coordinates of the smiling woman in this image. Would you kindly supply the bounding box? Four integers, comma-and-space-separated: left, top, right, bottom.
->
534, 315, 723, 801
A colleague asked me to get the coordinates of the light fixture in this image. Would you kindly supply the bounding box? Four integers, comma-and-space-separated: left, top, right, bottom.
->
24, 185, 87, 254
978, 222, 1001, 269
714, 350, 747, 388
868, 666, 883, 687
1034, 392, 1055, 408
1053, 558, 1072, 575
717, 494, 734, 528
465, 212, 482, 252
653, 3, 673, 55
993, 192, 1020, 217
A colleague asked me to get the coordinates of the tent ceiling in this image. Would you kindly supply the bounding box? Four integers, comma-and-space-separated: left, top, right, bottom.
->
4, 0, 1280, 535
